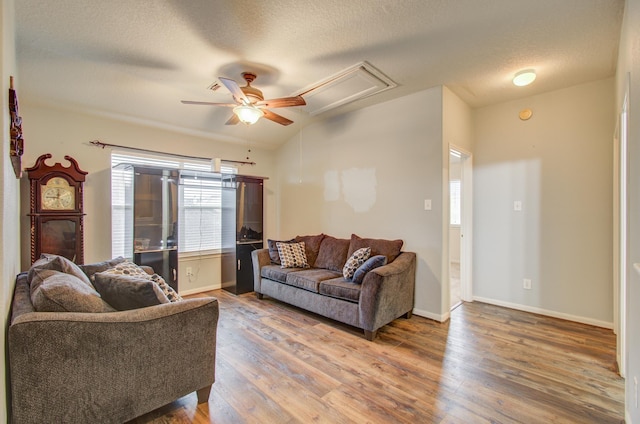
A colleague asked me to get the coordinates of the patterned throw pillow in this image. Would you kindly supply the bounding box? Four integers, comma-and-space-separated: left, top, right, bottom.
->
276, 241, 310, 269
99, 260, 151, 278
343, 247, 371, 280
150, 274, 183, 302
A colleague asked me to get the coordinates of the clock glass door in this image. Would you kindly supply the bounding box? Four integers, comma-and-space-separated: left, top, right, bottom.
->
40, 218, 78, 262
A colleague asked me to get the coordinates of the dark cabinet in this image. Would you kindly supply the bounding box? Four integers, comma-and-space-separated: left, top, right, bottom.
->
221, 175, 264, 295
117, 164, 179, 290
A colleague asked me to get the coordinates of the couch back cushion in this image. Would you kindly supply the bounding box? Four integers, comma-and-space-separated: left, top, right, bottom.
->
347, 234, 403, 264
314, 236, 350, 272
294, 234, 325, 267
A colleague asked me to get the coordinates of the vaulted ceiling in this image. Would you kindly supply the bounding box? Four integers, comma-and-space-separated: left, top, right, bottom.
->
15, 0, 624, 149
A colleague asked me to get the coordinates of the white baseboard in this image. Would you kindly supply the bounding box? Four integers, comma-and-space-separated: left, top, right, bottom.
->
472, 296, 613, 329
179, 284, 220, 296
413, 307, 449, 323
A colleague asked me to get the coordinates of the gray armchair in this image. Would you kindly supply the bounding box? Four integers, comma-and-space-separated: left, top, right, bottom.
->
8, 272, 219, 424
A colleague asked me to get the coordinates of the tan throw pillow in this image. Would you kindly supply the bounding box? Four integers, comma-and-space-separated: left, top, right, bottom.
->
343, 247, 371, 280
93, 272, 169, 311
28, 254, 93, 292
276, 241, 310, 269
31, 270, 115, 313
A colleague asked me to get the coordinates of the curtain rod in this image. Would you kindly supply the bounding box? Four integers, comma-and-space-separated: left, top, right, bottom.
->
89, 140, 256, 166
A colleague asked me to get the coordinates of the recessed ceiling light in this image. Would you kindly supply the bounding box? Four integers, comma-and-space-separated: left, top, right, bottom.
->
513, 70, 536, 87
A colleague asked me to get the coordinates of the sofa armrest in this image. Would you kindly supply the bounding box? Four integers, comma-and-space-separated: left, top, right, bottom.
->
9, 296, 219, 423
252, 248, 271, 293
359, 251, 416, 333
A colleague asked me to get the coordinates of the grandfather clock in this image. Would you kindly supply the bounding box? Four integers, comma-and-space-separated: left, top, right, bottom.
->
26, 154, 87, 264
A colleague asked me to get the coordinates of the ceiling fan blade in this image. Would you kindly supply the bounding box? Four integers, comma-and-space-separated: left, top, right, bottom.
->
181, 100, 237, 107
225, 113, 240, 125
256, 96, 306, 109
262, 109, 294, 126
219, 77, 250, 104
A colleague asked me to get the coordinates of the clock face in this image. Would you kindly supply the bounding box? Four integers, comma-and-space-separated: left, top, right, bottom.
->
41, 177, 76, 210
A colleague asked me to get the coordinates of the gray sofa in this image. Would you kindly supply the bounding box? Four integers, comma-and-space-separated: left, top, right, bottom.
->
252, 234, 416, 341
8, 257, 219, 424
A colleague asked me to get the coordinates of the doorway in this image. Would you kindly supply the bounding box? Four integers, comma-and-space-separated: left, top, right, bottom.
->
449, 146, 473, 311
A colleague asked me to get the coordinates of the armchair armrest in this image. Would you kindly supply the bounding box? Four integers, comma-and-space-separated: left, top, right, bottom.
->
359, 251, 416, 334
9, 294, 219, 423
252, 248, 271, 294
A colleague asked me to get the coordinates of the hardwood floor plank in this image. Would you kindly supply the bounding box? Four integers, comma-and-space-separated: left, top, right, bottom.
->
128, 292, 624, 423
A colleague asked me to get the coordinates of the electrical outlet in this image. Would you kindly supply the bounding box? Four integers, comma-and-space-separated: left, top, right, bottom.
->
523, 278, 532, 290
186, 267, 193, 277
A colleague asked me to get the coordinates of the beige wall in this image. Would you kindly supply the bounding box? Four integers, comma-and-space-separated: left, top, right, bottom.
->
2, 0, 20, 420
276, 87, 450, 318
473, 78, 614, 326
19, 104, 278, 292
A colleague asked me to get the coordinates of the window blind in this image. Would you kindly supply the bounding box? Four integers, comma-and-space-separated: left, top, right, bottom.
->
111, 151, 236, 258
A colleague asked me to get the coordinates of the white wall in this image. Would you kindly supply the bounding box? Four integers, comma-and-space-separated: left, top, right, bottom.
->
19, 104, 278, 292
2, 0, 20, 420
617, 0, 640, 421
473, 78, 614, 327
276, 87, 448, 318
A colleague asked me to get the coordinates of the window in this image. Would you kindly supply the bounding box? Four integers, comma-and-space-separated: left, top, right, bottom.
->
111, 152, 236, 258
450, 179, 461, 226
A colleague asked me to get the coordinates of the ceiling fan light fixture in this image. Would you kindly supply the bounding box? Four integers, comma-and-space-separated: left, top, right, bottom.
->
233, 105, 263, 125
513, 69, 536, 87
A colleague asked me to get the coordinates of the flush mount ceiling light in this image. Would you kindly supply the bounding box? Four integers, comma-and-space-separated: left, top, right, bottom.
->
513, 70, 536, 87
233, 104, 264, 125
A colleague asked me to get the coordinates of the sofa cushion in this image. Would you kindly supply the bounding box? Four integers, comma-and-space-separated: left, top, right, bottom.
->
343, 247, 371, 280
284, 269, 342, 293
314, 236, 350, 272
79, 256, 127, 280
261, 265, 304, 283
347, 234, 403, 264
294, 234, 325, 267
267, 238, 294, 265
93, 273, 170, 310
277, 241, 310, 268
319, 277, 362, 303
28, 254, 93, 291
30, 269, 115, 313
352, 255, 388, 284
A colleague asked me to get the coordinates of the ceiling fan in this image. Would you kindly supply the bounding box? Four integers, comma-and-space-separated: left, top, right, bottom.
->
181, 72, 306, 126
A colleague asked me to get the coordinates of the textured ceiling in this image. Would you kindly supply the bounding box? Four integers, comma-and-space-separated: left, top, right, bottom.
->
15, 0, 624, 149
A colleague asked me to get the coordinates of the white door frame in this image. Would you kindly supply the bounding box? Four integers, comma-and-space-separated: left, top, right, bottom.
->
613, 78, 629, 377
450, 145, 473, 304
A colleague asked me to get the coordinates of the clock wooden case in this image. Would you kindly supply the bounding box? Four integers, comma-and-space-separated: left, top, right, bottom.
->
26, 154, 87, 264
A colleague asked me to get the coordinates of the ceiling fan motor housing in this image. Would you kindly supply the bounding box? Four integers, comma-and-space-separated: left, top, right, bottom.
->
241, 72, 264, 102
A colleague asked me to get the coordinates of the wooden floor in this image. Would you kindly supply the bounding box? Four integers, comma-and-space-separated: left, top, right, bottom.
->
128, 289, 624, 424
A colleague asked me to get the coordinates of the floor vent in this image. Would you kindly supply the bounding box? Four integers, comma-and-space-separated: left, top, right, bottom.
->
295, 61, 397, 116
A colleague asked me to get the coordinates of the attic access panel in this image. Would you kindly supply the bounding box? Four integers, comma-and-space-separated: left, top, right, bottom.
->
296, 62, 397, 116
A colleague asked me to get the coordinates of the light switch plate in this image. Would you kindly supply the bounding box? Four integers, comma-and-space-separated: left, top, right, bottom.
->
514, 201, 522, 211
424, 199, 432, 210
